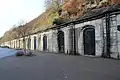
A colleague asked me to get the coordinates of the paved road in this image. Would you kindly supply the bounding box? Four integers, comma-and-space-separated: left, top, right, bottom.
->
0, 51, 120, 80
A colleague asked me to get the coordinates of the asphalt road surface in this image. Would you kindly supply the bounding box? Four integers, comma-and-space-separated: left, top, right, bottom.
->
0, 50, 120, 80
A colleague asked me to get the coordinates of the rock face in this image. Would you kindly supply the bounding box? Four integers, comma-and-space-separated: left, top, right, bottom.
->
63, 0, 85, 20
110, 0, 120, 5
61, 0, 120, 20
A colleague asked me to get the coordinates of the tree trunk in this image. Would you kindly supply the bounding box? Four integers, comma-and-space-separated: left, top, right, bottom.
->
23, 38, 26, 54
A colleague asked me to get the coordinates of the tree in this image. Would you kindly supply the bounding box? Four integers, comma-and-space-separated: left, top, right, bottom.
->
44, 0, 64, 11
16, 20, 30, 53
44, 0, 54, 9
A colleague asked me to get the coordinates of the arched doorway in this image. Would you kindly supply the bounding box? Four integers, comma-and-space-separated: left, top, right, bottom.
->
43, 35, 47, 51
19, 40, 20, 48
34, 36, 36, 50
23, 38, 26, 49
83, 27, 95, 55
14, 41, 15, 48
57, 30, 64, 53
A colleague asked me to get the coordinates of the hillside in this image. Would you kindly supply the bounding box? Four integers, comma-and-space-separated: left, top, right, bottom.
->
0, 8, 58, 43
0, 0, 120, 44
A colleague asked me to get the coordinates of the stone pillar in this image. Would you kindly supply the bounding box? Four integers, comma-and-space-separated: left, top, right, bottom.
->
48, 32, 52, 52
69, 24, 77, 55
64, 24, 76, 55
52, 30, 58, 53
95, 22, 103, 56
64, 27, 71, 54
77, 28, 84, 55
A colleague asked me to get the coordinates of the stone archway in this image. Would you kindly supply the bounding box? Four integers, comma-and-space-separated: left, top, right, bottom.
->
19, 40, 20, 48
14, 41, 15, 48
43, 35, 47, 51
34, 36, 37, 50
23, 39, 26, 49
83, 27, 95, 55
57, 30, 65, 53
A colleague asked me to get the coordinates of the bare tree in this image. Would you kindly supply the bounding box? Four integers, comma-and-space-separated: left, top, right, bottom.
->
16, 20, 30, 53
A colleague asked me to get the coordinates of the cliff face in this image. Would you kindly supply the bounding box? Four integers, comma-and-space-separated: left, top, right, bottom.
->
110, 0, 120, 4
0, 0, 120, 43
60, 0, 120, 21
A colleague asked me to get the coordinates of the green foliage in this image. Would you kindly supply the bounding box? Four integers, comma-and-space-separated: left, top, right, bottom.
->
49, 12, 59, 24
52, 17, 64, 25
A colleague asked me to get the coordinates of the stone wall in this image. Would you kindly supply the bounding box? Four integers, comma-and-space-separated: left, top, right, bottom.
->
75, 19, 103, 56
29, 30, 58, 53
109, 14, 118, 58
1, 12, 120, 59
61, 26, 73, 54
115, 14, 120, 58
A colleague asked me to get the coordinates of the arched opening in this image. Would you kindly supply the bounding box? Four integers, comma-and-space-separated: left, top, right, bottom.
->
57, 30, 64, 53
23, 38, 26, 49
34, 36, 36, 50
19, 40, 20, 48
14, 41, 15, 48
43, 35, 47, 51
83, 27, 95, 55
16, 40, 17, 48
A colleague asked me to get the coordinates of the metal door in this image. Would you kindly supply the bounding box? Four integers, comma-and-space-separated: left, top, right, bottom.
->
83, 28, 95, 55
57, 31, 64, 53
34, 37, 36, 50
43, 35, 47, 51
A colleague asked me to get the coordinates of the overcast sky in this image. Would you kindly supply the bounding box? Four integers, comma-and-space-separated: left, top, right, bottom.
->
0, 0, 45, 37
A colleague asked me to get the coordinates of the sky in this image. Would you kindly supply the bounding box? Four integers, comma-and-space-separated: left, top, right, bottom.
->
0, 0, 45, 37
